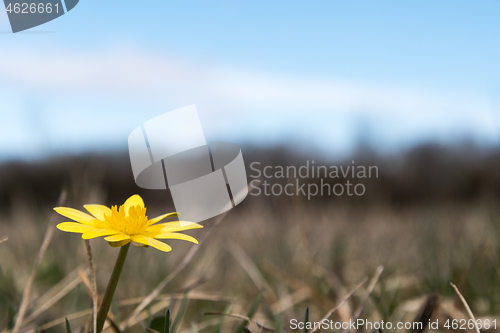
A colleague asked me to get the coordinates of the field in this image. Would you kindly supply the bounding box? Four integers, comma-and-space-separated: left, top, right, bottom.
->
1, 144, 500, 333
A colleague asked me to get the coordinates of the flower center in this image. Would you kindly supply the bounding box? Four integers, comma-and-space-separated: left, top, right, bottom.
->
104, 204, 149, 235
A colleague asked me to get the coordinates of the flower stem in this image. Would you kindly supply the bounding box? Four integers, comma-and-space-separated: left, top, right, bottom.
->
96, 243, 130, 333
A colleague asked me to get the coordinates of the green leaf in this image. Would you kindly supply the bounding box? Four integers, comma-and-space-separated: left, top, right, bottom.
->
147, 308, 153, 327
171, 293, 188, 333
266, 309, 283, 333
212, 304, 231, 333
190, 322, 198, 333
235, 290, 264, 333
149, 316, 166, 333
149, 309, 170, 333
65, 317, 72, 333
149, 293, 174, 333
165, 309, 170, 333
7, 305, 14, 330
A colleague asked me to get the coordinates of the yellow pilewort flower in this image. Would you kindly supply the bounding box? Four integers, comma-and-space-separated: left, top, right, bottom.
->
54, 194, 202, 252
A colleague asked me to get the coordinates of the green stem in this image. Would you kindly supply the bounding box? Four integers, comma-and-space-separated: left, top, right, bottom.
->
96, 243, 130, 333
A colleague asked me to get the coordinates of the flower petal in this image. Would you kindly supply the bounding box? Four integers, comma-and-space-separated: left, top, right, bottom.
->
54, 207, 95, 225
84, 204, 112, 221
81, 229, 119, 239
145, 221, 203, 234
148, 212, 179, 225
104, 234, 130, 242
57, 222, 94, 233
153, 232, 199, 244
123, 195, 144, 216
108, 240, 131, 247
132, 242, 148, 248
130, 235, 172, 252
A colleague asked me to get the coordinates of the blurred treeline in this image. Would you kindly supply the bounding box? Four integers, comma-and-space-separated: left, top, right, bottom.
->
0, 142, 498, 213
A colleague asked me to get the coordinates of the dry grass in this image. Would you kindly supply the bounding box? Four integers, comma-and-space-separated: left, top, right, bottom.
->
1, 184, 500, 333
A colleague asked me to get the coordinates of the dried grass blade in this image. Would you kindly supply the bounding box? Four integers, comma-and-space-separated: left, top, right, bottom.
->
24, 269, 87, 324
270, 287, 311, 315
25, 308, 93, 333
229, 243, 277, 303
235, 290, 264, 333
343, 265, 383, 333
450, 283, 480, 333
12, 189, 67, 333
30, 268, 81, 315
179, 318, 239, 333
204, 313, 273, 332
311, 277, 368, 333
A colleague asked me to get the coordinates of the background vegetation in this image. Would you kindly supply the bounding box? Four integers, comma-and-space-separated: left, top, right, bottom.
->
1, 143, 499, 333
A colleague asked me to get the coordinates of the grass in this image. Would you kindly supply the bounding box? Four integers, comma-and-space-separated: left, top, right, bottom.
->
1, 184, 500, 333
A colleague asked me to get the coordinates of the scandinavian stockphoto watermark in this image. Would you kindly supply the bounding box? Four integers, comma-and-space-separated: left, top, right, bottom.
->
290, 318, 498, 331
3, 0, 79, 33
128, 105, 248, 223
290, 318, 424, 331
249, 160, 378, 199
126, 105, 374, 219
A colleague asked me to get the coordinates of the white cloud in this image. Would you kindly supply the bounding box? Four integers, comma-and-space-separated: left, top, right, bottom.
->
0, 47, 497, 159
0, 48, 491, 116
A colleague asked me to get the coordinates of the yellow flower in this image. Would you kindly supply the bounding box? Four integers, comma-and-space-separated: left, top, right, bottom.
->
54, 194, 202, 252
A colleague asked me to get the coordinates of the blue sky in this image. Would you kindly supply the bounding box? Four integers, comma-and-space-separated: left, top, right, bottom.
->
1, 0, 499, 160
